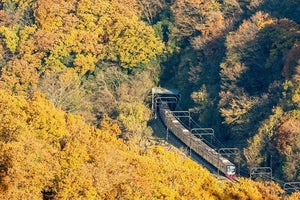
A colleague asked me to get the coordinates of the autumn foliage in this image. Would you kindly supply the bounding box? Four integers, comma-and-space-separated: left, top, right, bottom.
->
0, 90, 287, 199
0, 0, 300, 199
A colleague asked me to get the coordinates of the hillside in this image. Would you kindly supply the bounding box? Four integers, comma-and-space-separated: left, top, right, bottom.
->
0, 90, 295, 199
0, 0, 300, 199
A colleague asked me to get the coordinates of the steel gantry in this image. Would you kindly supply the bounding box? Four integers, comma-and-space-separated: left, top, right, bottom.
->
250, 167, 272, 181
284, 182, 300, 194
151, 87, 180, 119
191, 128, 214, 144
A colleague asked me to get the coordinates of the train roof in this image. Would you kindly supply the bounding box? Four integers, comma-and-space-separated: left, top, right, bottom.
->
152, 87, 180, 95
220, 157, 234, 165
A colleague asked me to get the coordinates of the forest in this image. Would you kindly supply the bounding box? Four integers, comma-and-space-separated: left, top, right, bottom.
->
0, 0, 300, 199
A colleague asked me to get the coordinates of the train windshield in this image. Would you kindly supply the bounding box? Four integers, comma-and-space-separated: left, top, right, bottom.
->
227, 165, 235, 175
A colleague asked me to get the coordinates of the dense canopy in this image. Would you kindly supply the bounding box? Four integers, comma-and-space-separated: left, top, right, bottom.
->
0, 0, 300, 199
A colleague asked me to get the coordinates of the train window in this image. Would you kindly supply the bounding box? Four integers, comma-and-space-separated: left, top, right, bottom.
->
227, 165, 235, 175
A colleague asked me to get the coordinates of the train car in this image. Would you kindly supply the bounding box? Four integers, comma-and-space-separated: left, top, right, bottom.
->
159, 102, 236, 178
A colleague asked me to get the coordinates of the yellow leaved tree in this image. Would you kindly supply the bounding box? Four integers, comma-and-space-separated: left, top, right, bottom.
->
0, 90, 294, 199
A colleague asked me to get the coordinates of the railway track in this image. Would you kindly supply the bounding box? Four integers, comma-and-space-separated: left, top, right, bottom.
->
149, 118, 220, 177
149, 117, 224, 176
159, 102, 236, 178
151, 88, 299, 193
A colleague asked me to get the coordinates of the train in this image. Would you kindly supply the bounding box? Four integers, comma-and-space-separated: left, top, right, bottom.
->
158, 102, 236, 178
